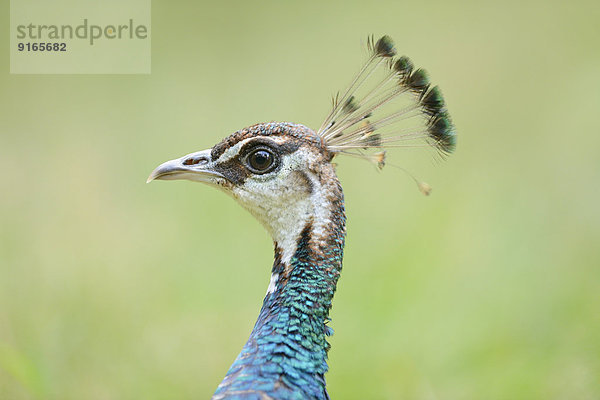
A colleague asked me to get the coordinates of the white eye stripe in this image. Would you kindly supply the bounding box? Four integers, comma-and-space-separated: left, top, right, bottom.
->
216, 137, 284, 164
216, 138, 253, 163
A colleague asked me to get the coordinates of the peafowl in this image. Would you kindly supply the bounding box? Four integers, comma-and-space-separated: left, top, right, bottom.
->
148, 35, 455, 400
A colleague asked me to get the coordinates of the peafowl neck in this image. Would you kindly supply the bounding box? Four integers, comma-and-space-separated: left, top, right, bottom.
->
213, 164, 346, 399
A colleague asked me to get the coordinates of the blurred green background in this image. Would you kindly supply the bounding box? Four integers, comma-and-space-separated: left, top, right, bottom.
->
1, 0, 599, 399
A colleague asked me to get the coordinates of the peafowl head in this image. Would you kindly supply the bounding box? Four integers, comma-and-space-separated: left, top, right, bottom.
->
147, 35, 456, 253
147, 122, 339, 246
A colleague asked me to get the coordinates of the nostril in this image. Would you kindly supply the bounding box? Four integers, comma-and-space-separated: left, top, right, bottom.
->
183, 156, 209, 166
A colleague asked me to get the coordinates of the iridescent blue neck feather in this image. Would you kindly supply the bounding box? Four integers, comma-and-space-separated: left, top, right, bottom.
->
213, 182, 346, 400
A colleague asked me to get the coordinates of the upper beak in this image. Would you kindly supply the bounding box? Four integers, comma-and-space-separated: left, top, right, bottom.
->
146, 149, 224, 184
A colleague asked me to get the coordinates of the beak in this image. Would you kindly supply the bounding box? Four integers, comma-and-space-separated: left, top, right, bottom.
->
146, 149, 224, 184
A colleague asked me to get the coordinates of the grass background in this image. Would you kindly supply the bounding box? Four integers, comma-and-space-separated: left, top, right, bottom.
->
1, 0, 599, 399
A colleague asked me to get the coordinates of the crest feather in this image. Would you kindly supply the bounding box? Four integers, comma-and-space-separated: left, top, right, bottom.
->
318, 35, 456, 164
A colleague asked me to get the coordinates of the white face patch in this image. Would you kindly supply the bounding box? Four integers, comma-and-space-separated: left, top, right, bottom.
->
230, 147, 332, 266
214, 140, 338, 296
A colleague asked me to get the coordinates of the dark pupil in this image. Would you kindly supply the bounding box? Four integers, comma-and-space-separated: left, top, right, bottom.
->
250, 150, 273, 171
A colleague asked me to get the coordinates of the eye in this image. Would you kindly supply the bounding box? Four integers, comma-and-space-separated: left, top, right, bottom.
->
246, 148, 276, 174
